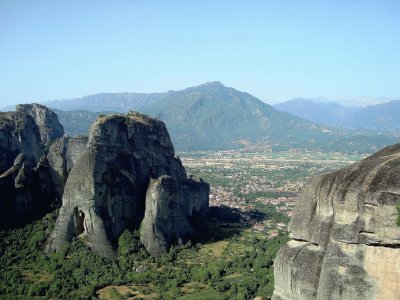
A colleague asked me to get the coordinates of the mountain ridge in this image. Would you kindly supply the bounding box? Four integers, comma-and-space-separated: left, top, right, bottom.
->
274, 98, 400, 132
3, 82, 399, 153
273, 98, 360, 127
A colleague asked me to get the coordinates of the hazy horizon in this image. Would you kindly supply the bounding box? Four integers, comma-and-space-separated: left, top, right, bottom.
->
1, 81, 399, 110
1, 1, 399, 107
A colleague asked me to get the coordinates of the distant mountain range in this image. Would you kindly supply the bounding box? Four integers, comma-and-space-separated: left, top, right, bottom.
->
349, 100, 400, 132
51, 109, 112, 136
273, 98, 360, 128
2, 82, 398, 153
274, 98, 400, 132
46, 93, 161, 112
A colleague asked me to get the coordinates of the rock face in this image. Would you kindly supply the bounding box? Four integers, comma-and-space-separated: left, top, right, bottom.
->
47, 135, 88, 200
140, 175, 209, 257
16, 104, 65, 147
272, 144, 400, 300
0, 109, 42, 171
0, 104, 64, 226
44, 112, 209, 257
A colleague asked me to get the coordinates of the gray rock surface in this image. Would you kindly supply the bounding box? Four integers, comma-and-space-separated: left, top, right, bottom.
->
272, 144, 400, 300
0, 104, 65, 225
47, 135, 88, 200
45, 112, 209, 257
16, 103, 64, 147
0, 109, 42, 171
140, 175, 209, 257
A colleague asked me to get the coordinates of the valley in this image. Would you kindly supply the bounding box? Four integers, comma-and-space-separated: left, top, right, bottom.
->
0, 148, 362, 299
180, 149, 363, 235
1, 2, 399, 299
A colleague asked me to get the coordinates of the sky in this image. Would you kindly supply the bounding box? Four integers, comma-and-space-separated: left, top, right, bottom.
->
0, 0, 399, 107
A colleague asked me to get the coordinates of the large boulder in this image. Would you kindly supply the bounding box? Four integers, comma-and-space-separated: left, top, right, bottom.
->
44, 112, 209, 257
272, 144, 400, 300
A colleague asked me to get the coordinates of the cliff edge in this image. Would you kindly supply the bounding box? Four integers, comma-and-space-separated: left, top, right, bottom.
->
44, 112, 209, 257
0, 104, 64, 225
272, 144, 400, 300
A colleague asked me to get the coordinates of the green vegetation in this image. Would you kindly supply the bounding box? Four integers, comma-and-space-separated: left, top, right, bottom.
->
51, 82, 397, 153
1, 149, 358, 299
253, 202, 290, 224
0, 208, 288, 299
397, 202, 400, 227
52, 109, 115, 136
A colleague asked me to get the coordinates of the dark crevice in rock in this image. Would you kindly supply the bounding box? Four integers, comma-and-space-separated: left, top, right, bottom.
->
74, 207, 85, 236
291, 238, 311, 244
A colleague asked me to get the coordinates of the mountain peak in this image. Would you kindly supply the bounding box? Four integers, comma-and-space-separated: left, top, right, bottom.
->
181, 81, 229, 94
195, 81, 228, 90
202, 81, 224, 87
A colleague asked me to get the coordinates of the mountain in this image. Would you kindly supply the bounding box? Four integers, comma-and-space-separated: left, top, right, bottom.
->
3, 82, 398, 153
51, 109, 113, 136
43, 92, 161, 112
349, 100, 400, 131
36, 82, 397, 153
273, 98, 360, 127
274, 98, 400, 134
138, 82, 396, 152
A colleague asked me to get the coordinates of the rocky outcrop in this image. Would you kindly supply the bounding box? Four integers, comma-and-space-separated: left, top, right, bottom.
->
16, 103, 64, 147
272, 144, 400, 300
0, 110, 42, 171
44, 112, 209, 257
140, 175, 209, 257
47, 135, 88, 200
0, 104, 65, 226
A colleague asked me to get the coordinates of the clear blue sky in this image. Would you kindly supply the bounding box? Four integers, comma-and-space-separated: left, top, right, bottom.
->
1, 0, 399, 107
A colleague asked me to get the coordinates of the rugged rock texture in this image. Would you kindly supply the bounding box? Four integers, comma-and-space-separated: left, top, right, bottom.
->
272, 144, 400, 300
0, 104, 65, 225
44, 112, 209, 257
47, 135, 88, 200
0, 109, 42, 171
140, 175, 209, 257
16, 103, 64, 147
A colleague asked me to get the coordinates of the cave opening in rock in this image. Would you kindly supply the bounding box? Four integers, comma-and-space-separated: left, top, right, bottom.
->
74, 207, 85, 236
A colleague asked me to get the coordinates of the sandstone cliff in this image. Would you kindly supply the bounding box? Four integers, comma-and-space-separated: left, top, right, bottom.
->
272, 144, 400, 300
44, 112, 209, 257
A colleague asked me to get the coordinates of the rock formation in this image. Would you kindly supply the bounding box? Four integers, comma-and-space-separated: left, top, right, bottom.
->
272, 144, 400, 300
44, 112, 209, 257
140, 175, 209, 257
47, 135, 88, 200
0, 104, 64, 225
16, 103, 65, 147
0, 108, 42, 171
